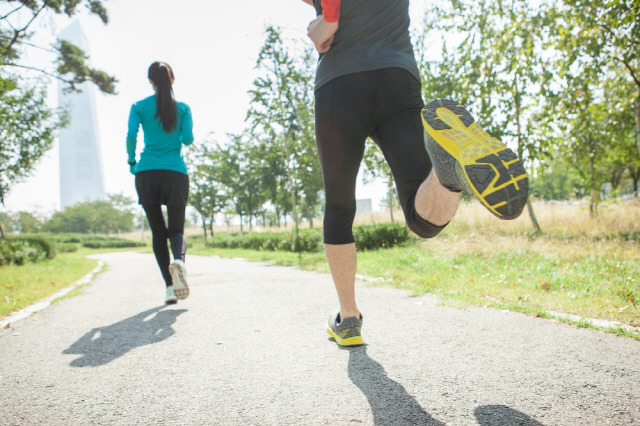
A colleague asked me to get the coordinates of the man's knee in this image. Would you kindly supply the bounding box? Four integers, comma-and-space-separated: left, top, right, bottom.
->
323, 203, 357, 245
406, 216, 447, 239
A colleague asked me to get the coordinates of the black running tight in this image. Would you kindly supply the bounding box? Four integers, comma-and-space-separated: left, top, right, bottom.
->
314, 67, 446, 244
143, 204, 187, 287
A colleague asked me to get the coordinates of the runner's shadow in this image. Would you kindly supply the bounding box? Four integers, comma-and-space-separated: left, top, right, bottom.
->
345, 345, 445, 425
475, 405, 545, 425
63, 305, 187, 367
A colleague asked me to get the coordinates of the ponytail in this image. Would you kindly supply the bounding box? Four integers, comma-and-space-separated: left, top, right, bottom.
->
148, 61, 177, 132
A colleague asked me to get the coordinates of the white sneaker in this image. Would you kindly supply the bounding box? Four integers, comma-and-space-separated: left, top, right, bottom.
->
165, 286, 177, 304
169, 259, 189, 300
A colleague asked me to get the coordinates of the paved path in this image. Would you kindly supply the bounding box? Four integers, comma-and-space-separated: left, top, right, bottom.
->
1, 252, 639, 425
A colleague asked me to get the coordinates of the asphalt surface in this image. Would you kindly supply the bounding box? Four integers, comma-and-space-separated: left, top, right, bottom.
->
1, 251, 639, 425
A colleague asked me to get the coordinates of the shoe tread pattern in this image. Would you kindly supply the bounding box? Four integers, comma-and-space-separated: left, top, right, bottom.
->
465, 149, 529, 219
422, 99, 529, 219
169, 263, 190, 300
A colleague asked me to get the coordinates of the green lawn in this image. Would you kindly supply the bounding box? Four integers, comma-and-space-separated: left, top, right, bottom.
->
190, 231, 640, 338
0, 249, 99, 318
3, 201, 639, 340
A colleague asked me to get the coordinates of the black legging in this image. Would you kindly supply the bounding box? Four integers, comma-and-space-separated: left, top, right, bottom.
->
314, 67, 446, 245
143, 204, 187, 287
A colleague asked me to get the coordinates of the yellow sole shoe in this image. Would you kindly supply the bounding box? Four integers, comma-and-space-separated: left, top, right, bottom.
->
421, 99, 529, 220
327, 312, 364, 347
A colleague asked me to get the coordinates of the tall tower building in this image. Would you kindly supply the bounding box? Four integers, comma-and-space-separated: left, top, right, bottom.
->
57, 20, 105, 209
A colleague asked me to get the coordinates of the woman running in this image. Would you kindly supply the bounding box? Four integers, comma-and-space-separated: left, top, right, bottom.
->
126, 61, 194, 304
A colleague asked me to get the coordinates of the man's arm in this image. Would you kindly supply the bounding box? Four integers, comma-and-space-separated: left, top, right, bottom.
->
307, 0, 340, 53
301, 0, 313, 5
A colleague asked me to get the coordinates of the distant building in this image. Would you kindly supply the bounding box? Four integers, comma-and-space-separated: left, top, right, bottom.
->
356, 198, 372, 214
57, 20, 105, 209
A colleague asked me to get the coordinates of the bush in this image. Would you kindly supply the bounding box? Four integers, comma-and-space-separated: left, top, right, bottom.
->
353, 223, 410, 251
58, 243, 79, 253
205, 223, 409, 253
18, 233, 145, 252
82, 237, 145, 249
0, 237, 54, 266
18, 236, 57, 259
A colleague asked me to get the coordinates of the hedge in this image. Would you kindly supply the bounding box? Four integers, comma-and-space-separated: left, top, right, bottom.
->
0, 237, 55, 266
0, 234, 145, 266
31, 233, 145, 249
206, 223, 410, 253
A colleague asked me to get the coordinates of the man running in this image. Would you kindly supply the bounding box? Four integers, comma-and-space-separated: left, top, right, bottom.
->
303, 0, 529, 346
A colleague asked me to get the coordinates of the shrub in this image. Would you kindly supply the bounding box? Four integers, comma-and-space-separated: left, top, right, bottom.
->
18, 236, 57, 259
353, 223, 410, 251
0, 237, 53, 266
82, 237, 145, 249
58, 243, 79, 253
205, 223, 409, 253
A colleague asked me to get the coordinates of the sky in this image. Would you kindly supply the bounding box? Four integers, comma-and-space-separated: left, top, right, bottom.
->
3, 0, 428, 216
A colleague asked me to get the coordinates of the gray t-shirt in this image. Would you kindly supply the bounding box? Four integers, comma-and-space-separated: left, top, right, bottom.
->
313, 0, 421, 91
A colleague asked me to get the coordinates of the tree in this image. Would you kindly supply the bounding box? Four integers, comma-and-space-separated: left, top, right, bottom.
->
1, 0, 116, 93
247, 27, 323, 242
42, 200, 134, 234
0, 81, 67, 204
209, 135, 267, 232
107, 193, 136, 213
530, 158, 584, 201
419, 0, 553, 232
556, 75, 626, 215
548, 0, 640, 157
545, 1, 639, 213
16, 210, 42, 232
0, 0, 116, 209
362, 139, 397, 222
185, 142, 227, 241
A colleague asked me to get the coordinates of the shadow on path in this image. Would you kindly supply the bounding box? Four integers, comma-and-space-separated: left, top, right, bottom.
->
346, 345, 445, 425
63, 305, 187, 367
475, 405, 546, 426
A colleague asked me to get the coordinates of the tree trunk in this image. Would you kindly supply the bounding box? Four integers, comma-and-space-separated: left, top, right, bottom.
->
632, 169, 640, 197
635, 88, 640, 157
512, 79, 541, 231
0, 222, 4, 239
304, 198, 313, 228
589, 156, 598, 217
526, 198, 542, 234
282, 134, 300, 250
387, 181, 395, 223
610, 169, 624, 195
201, 216, 207, 242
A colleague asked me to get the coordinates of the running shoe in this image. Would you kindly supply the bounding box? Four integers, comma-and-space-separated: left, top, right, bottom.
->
421, 99, 529, 220
327, 311, 364, 346
169, 259, 190, 300
165, 286, 177, 304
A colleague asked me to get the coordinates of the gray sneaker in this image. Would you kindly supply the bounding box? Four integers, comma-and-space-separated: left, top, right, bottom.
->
165, 286, 177, 304
327, 311, 364, 346
169, 259, 189, 300
421, 99, 529, 220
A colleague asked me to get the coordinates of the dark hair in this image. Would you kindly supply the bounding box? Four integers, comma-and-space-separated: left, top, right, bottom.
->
148, 61, 177, 132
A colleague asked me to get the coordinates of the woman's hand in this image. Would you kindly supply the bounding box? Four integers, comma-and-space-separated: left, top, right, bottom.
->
307, 15, 338, 53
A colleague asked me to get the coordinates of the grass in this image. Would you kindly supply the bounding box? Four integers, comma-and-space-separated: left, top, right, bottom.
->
190, 199, 640, 338
0, 246, 135, 319
3, 200, 639, 339
0, 249, 99, 318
